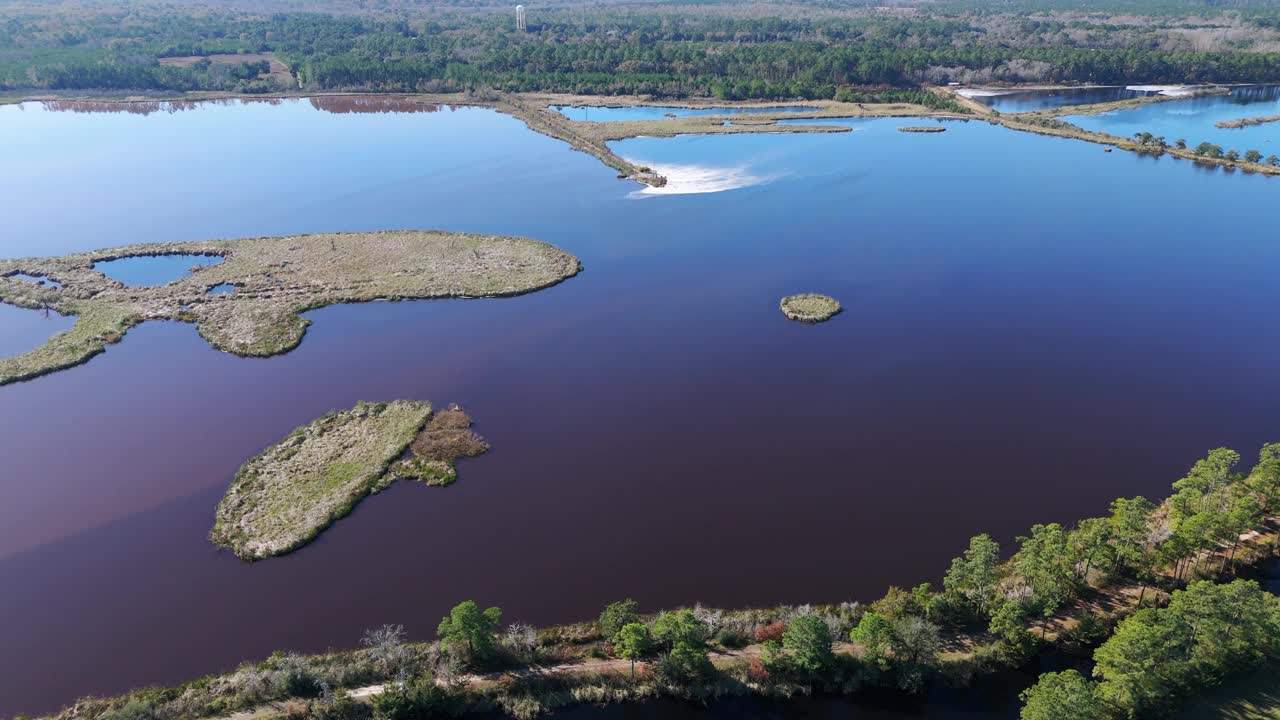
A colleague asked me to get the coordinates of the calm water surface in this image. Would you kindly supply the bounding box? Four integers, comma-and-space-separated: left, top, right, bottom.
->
8, 273, 61, 288
1067, 85, 1280, 149
0, 303, 75, 358
553, 105, 818, 121
967, 86, 1155, 113
1, 99, 1279, 716
95, 254, 225, 286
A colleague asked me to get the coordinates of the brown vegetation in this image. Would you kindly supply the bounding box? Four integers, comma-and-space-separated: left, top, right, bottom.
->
409, 404, 490, 464
0, 230, 581, 385
211, 401, 490, 559
1216, 113, 1280, 129
780, 293, 841, 323
211, 400, 434, 560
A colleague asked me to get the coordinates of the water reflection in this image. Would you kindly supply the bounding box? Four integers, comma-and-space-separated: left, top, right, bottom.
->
554, 105, 819, 121
39, 97, 284, 115
963, 86, 1155, 113
308, 96, 451, 114
37, 96, 456, 116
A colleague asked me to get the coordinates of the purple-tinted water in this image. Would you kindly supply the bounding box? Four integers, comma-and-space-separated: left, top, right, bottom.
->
1, 99, 1278, 717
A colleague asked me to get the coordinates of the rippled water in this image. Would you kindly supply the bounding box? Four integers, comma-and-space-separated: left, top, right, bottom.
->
2, 98, 1279, 717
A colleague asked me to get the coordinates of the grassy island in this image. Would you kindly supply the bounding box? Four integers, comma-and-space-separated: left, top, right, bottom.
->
780, 293, 841, 323
1216, 114, 1280, 129
898, 125, 947, 133
211, 401, 489, 560
0, 230, 581, 386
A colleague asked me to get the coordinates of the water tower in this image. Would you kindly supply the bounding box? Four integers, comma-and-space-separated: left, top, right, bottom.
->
516, 5, 527, 32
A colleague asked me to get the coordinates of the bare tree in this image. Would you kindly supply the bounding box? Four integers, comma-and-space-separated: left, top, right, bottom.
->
502, 623, 538, 659
361, 624, 409, 676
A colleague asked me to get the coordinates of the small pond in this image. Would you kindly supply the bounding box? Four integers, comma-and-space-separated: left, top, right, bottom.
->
95, 254, 224, 286
8, 273, 61, 289
553, 105, 819, 121
207, 283, 236, 296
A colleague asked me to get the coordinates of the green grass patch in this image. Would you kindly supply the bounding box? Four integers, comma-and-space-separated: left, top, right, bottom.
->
210, 400, 433, 560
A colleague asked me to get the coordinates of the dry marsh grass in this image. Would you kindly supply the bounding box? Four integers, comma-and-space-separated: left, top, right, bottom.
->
398, 404, 490, 486
211, 401, 491, 558
780, 293, 841, 323
210, 400, 433, 560
409, 404, 490, 466
0, 230, 581, 386
1216, 114, 1280, 129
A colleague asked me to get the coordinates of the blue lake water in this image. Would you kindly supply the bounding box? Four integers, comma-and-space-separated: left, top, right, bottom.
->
8, 273, 61, 288
95, 254, 224, 286
1066, 85, 1280, 150
967, 86, 1158, 113
207, 283, 236, 295
553, 104, 818, 121
1, 98, 1280, 716
0, 303, 75, 358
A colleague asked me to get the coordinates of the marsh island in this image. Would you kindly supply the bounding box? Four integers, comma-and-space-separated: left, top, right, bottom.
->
780, 293, 841, 323
0, 230, 581, 386
211, 401, 489, 560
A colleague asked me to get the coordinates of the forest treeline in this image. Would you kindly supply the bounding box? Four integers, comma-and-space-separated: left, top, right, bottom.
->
5, 4, 1280, 99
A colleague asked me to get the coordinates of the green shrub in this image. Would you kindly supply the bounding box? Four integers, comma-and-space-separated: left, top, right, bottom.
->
714, 626, 749, 649
102, 700, 156, 720
598, 599, 639, 640
312, 694, 374, 720
652, 609, 709, 651
988, 602, 1038, 666
782, 615, 833, 676
658, 646, 715, 684
1062, 610, 1110, 648
283, 670, 323, 699
371, 675, 457, 719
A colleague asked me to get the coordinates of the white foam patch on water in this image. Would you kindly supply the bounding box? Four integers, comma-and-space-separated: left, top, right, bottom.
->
628, 162, 772, 196
956, 88, 1019, 98
1126, 85, 1197, 97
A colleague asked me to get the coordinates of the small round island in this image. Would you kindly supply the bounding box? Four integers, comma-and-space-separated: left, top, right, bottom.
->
780, 293, 841, 323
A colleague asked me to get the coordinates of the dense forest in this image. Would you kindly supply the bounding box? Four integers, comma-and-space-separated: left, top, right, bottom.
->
5, 0, 1280, 99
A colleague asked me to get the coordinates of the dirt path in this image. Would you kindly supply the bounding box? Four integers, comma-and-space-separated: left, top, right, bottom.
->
214, 646, 760, 719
